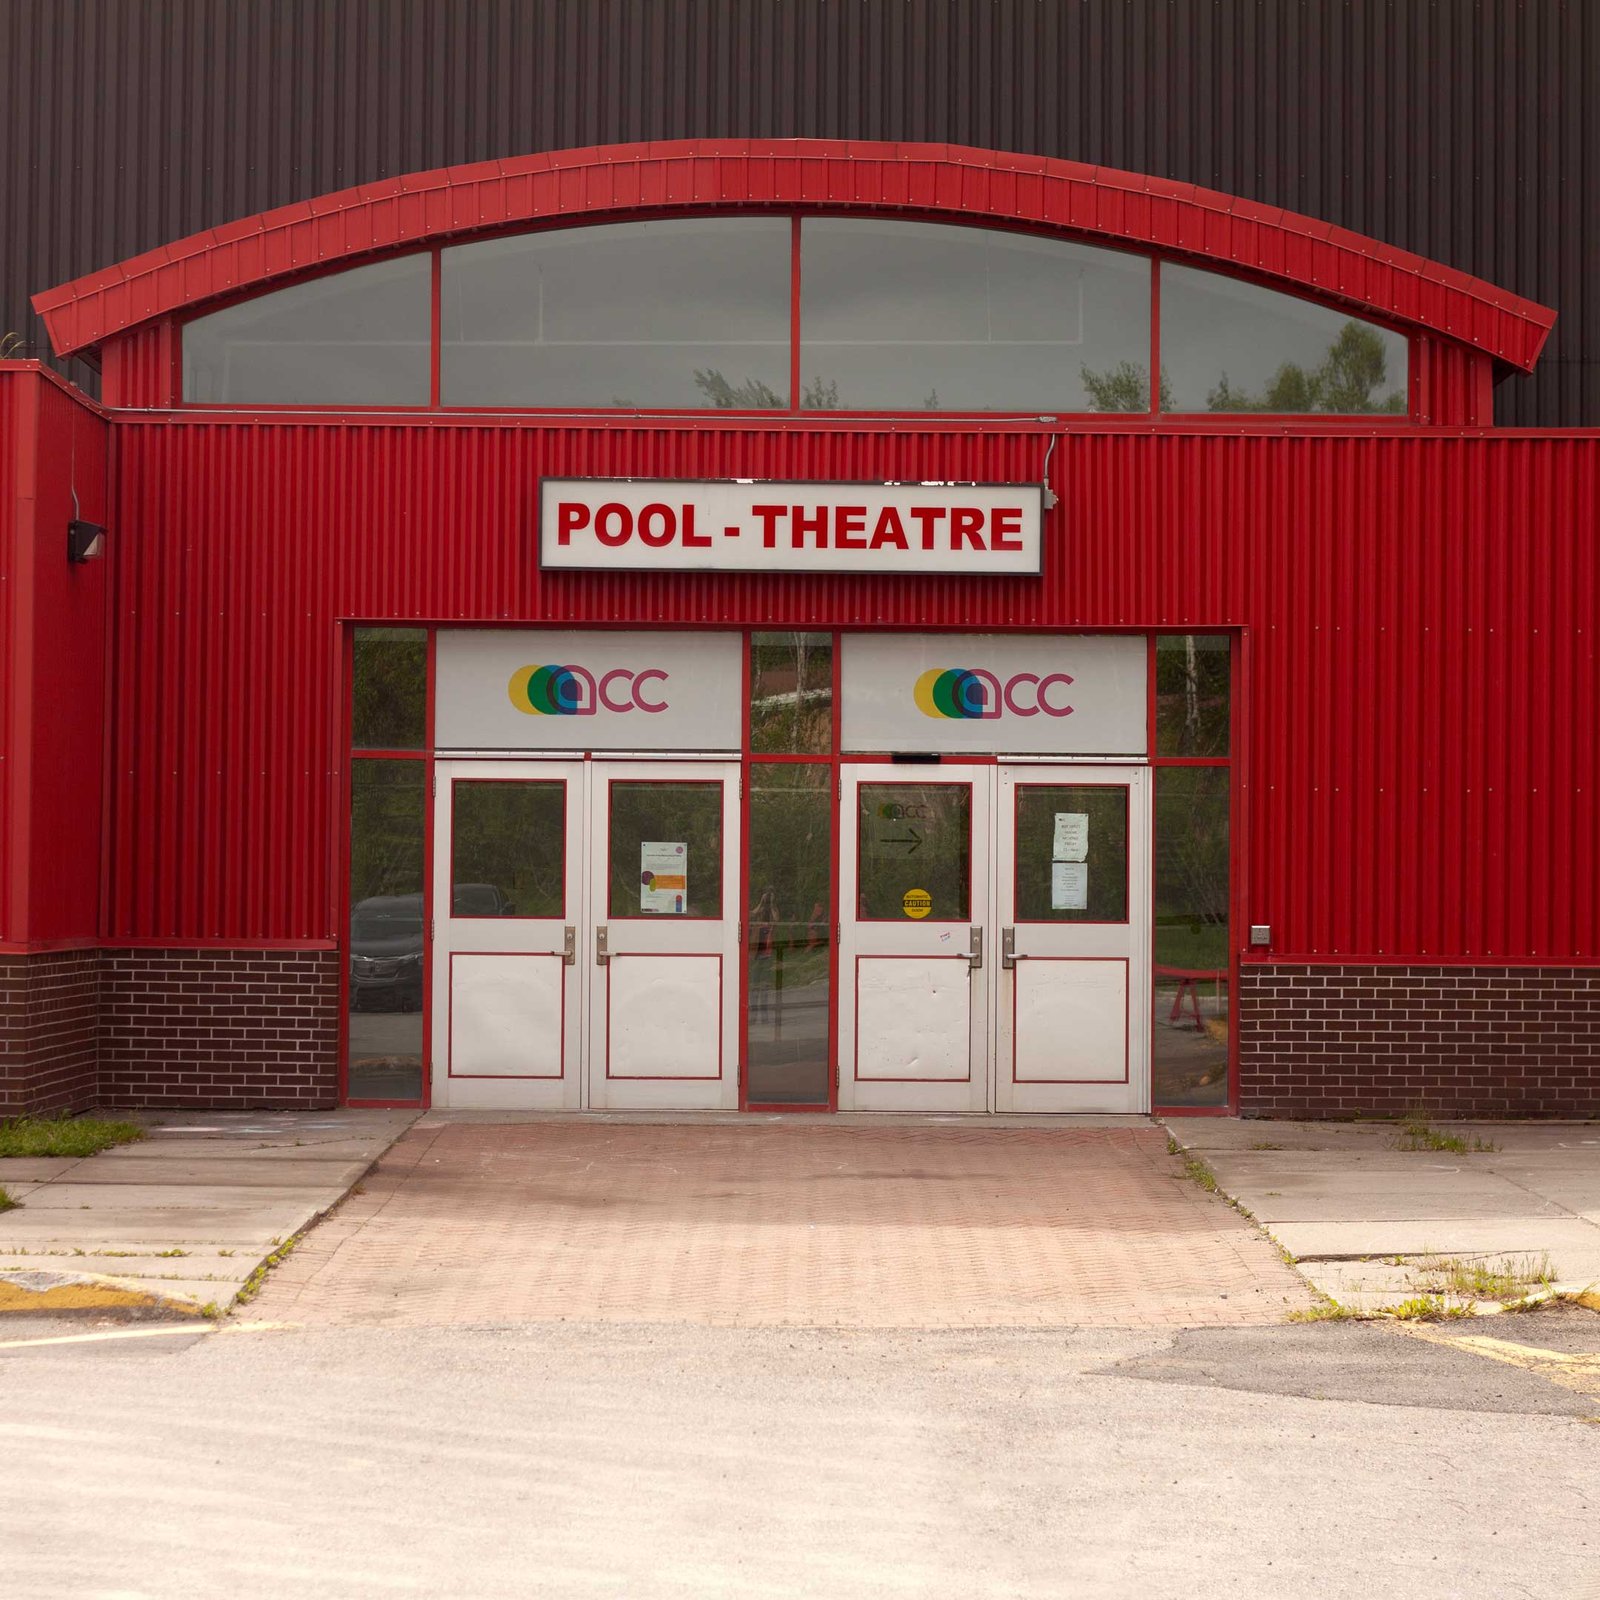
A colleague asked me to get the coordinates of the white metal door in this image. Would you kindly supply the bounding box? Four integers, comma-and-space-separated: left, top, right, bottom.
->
995, 764, 1150, 1112
837, 765, 991, 1112
587, 760, 741, 1110
431, 760, 584, 1110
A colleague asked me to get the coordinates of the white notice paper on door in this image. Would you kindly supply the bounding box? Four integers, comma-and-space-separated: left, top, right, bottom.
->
640, 841, 688, 914
1051, 861, 1088, 911
1053, 812, 1089, 863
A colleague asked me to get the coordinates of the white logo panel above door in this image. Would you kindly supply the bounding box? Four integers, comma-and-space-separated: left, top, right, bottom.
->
434, 629, 743, 751
840, 633, 1147, 755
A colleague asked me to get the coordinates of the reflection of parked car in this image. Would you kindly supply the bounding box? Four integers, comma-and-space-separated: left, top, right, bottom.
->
349, 893, 424, 1011
452, 883, 517, 917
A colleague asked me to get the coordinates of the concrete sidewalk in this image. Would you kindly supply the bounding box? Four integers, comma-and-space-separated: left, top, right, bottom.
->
0, 1109, 415, 1314
1172, 1119, 1600, 1312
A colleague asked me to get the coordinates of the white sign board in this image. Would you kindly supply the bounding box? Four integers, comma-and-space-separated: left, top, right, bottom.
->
1053, 813, 1089, 863
540, 478, 1043, 576
434, 629, 742, 751
639, 841, 688, 914
841, 633, 1147, 755
1052, 862, 1089, 911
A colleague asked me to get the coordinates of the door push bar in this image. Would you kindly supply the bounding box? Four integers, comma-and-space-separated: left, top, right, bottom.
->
595, 925, 609, 966
1001, 927, 1017, 970
968, 926, 983, 971
562, 926, 576, 966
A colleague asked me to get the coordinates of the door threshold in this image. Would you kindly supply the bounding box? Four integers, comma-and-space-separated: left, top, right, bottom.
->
416, 1109, 1156, 1128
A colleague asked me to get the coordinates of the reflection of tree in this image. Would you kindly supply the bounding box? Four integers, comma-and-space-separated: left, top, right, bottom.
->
1207, 321, 1404, 414
691, 370, 842, 409
1080, 361, 1173, 412
353, 632, 427, 749
751, 634, 833, 754
1154, 769, 1229, 968
350, 763, 425, 900
693, 370, 786, 408
1154, 637, 1229, 757
453, 783, 564, 916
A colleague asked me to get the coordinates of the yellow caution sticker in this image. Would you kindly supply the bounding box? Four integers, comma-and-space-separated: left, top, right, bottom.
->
902, 888, 933, 919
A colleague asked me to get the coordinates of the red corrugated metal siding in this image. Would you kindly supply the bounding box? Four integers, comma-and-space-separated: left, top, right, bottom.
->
0, 368, 110, 946
0, 373, 23, 942
101, 323, 177, 409
36, 140, 1555, 375
29, 381, 110, 943
104, 418, 1599, 962
1416, 343, 1496, 427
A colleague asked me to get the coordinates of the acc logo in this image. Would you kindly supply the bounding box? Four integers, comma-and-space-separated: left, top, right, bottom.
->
914, 668, 1074, 720
508, 664, 669, 716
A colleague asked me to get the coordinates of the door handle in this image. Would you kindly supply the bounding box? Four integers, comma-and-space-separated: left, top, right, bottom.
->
968, 926, 984, 972
562, 926, 576, 966
1002, 926, 1016, 970
595, 925, 609, 967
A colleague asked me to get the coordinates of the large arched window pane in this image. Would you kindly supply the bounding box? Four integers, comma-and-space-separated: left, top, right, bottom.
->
441, 219, 792, 408
1160, 264, 1408, 414
798, 221, 1151, 412
183, 255, 432, 405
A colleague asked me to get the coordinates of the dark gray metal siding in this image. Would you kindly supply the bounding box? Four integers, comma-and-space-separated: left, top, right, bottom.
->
4, 0, 1595, 424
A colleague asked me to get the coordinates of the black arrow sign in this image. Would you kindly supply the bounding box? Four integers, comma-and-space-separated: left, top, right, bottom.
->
881, 827, 923, 854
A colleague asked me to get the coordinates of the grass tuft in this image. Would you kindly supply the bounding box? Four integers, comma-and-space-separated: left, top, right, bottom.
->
1392, 1107, 1496, 1155
0, 1114, 145, 1159
1412, 1253, 1557, 1303
1287, 1300, 1361, 1323
1386, 1294, 1474, 1321
1166, 1134, 1219, 1193
0, 1183, 16, 1213
234, 1233, 301, 1307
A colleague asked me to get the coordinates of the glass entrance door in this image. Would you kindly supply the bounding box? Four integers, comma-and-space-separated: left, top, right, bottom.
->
994, 765, 1150, 1113
588, 761, 742, 1110
836, 767, 992, 1112
431, 760, 584, 1109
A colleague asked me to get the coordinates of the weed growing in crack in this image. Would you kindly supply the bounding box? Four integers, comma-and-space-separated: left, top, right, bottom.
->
1392, 1107, 1497, 1154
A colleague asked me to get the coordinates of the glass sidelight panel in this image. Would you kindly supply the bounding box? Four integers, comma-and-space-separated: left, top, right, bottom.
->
1155, 635, 1231, 757
352, 627, 427, 751
1013, 784, 1129, 923
856, 783, 971, 921
607, 782, 724, 918
348, 761, 426, 1100
450, 781, 565, 918
750, 633, 834, 754
746, 765, 833, 1104
1152, 767, 1230, 1107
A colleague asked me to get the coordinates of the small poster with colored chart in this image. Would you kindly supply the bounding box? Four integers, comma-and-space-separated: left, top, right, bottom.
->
640, 841, 688, 914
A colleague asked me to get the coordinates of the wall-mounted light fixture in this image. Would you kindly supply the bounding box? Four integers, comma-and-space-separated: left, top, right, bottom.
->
67, 519, 106, 563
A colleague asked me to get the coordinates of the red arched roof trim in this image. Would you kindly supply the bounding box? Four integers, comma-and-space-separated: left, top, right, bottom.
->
34, 139, 1554, 371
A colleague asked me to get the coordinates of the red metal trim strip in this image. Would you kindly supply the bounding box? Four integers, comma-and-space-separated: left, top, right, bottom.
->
31, 141, 1556, 372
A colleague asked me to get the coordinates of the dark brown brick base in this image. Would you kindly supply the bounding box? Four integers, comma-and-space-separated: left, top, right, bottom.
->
98, 948, 340, 1110
0, 949, 101, 1116
1239, 964, 1600, 1119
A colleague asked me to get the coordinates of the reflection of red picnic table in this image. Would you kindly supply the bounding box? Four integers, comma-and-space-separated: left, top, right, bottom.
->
1155, 964, 1226, 1030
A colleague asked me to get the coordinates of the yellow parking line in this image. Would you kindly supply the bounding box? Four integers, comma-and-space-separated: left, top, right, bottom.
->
0, 1322, 215, 1350
1397, 1323, 1600, 1399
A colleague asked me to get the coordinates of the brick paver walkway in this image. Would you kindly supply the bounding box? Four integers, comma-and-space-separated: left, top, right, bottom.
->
249, 1120, 1311, 1328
